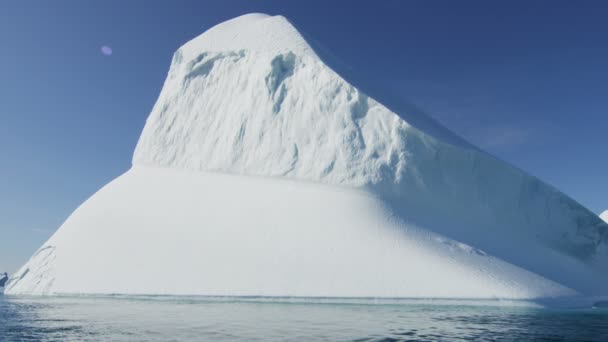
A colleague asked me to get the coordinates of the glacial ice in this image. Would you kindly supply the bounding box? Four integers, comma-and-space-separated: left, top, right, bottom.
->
6, 14, 607, 304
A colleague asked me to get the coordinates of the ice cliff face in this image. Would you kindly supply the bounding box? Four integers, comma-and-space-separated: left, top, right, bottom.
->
134, 13, 607, 264
133, 13, 408, 187
7, 13, 607, 300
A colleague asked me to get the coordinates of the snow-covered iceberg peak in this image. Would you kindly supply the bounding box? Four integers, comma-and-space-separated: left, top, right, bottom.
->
177, 13, 317, 60
133, 13, 415, 188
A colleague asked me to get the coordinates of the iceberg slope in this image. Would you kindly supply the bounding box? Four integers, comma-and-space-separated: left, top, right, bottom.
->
7, 13, 608, 299
5, 167, 576, 298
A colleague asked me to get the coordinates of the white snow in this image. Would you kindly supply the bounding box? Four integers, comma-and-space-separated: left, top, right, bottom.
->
4, 167, 578, 298
7, 13, 608, 303
601, 210, 608, 223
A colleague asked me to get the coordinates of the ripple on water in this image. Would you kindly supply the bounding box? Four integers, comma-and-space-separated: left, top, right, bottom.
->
1, 296, 607, 341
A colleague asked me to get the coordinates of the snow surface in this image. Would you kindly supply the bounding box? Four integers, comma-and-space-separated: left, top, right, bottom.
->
4, 167, 578, 298
601, 210, 608, 223
7, 13, 608, 303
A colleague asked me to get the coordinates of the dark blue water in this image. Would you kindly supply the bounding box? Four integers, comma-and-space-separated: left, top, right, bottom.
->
1, 295, 607, 341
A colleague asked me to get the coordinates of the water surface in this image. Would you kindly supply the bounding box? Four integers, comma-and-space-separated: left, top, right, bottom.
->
1, 295, 607, 341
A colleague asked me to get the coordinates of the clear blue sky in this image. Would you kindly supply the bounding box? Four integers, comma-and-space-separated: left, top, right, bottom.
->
1, 1, 607, 273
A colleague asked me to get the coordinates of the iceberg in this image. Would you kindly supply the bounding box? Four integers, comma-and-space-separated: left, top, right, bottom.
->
6, 14, 607, 302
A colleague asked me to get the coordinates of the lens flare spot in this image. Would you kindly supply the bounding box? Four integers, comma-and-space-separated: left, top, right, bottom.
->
101, 46, 113, 56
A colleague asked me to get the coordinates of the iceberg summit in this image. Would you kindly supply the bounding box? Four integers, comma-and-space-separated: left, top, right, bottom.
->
7, 14, 608, 302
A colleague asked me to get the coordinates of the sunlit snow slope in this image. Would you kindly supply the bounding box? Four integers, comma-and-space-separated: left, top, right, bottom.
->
7, 14, 608, 303
601, 211, 608, 224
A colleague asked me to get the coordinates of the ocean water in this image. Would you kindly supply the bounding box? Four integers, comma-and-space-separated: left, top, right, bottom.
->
0, 295, 607, 341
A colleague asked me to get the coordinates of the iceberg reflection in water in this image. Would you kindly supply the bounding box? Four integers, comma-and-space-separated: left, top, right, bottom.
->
1, 295, 607, 341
